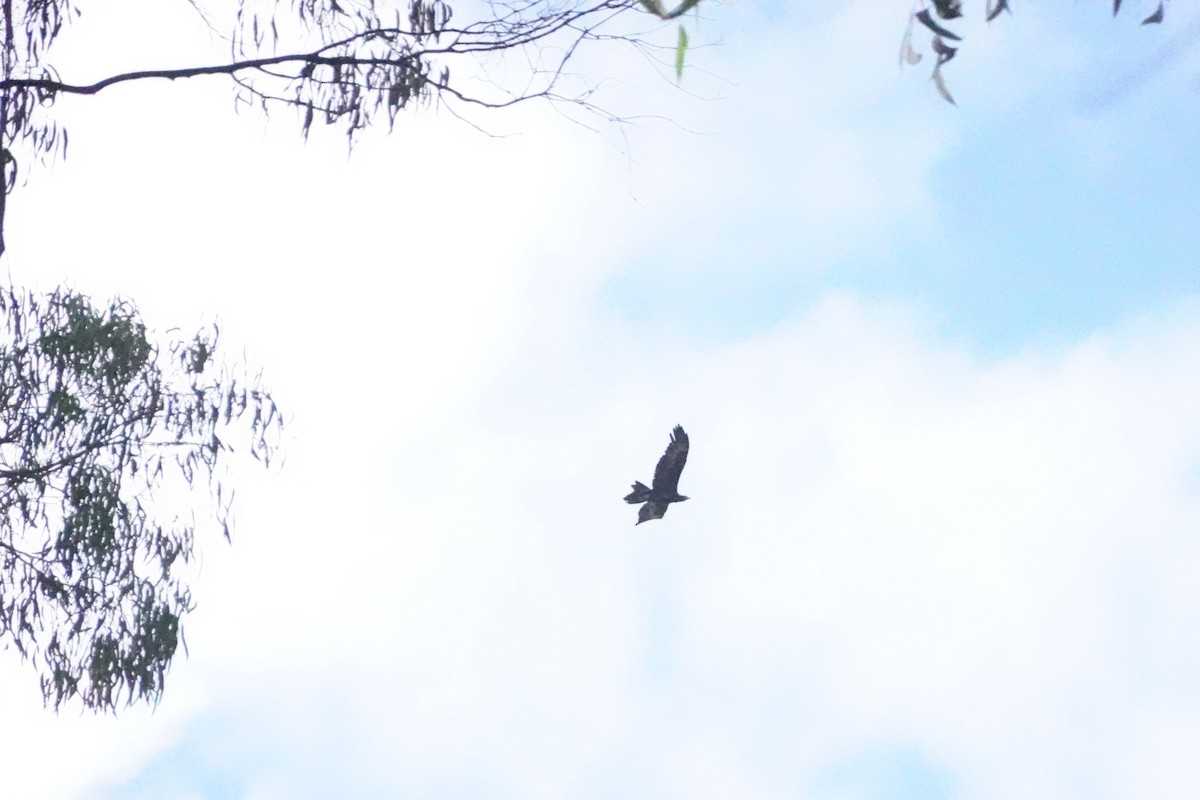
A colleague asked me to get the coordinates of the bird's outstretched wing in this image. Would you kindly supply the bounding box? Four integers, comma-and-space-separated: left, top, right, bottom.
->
651, 425, 689, 494
637, 500, 669, 524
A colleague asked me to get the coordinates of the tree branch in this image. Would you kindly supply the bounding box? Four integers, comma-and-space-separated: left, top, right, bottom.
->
0, 49, 410, 96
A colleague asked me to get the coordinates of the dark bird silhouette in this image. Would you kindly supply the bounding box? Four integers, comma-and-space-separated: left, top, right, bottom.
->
624, 425, 690, 524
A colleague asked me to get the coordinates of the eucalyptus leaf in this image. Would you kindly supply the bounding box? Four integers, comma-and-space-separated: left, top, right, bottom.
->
675, 25, 689, 82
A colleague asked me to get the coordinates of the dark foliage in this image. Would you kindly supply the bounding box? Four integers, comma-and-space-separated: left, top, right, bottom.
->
902, 0, 1171, 104
0, 286, 280, 712
0, 0, 710, 256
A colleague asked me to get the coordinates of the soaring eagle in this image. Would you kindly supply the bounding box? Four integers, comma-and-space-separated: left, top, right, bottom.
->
624, 425, 690, 524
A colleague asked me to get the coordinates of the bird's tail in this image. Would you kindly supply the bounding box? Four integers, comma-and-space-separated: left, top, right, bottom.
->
624, 481, 650, 504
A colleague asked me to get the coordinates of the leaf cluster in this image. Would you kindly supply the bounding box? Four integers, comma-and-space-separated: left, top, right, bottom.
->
0, 287, 281, 712
902, 0, 1171, 104
0, 1, 691, 250
0, 0, 81, 253
222, 0, 644, 143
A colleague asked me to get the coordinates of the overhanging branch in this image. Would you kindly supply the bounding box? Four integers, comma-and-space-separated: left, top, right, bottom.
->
0, 49, 414, 96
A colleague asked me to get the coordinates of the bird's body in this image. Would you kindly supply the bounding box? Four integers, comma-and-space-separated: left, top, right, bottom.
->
624, 425, 690, 524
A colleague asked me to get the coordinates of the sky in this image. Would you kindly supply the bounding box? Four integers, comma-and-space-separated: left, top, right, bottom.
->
3, 0, 1200, 797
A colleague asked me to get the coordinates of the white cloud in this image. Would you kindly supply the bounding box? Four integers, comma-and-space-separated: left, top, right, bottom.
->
413, 290, 1200, 799
46, 284, 1198, 800
11, 256, 1200, 799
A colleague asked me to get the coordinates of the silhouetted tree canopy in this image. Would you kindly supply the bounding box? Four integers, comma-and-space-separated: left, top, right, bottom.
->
0, 287, 281, 712
0, 0, 715, 256
0, 0, 1173, 253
